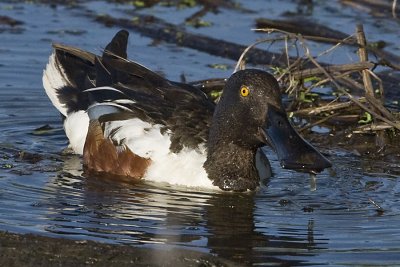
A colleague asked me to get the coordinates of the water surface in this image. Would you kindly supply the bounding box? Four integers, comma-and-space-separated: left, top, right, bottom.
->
1, 1, 400, 266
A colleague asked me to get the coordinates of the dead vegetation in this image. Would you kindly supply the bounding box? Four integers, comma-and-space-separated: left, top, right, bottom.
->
234, 22, 400, 155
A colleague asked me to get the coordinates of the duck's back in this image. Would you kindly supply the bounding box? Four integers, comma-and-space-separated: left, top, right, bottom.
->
43, 30, 216, 188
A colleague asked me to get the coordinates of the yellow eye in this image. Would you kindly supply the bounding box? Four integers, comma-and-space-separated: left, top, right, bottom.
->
240, 86, 250, 97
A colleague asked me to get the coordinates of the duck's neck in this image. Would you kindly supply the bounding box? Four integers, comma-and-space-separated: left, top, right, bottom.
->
204, 139, 260, 192
204, 99, 261, 191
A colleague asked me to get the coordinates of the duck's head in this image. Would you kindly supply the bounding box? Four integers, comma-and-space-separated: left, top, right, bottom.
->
206, 69, 331, 191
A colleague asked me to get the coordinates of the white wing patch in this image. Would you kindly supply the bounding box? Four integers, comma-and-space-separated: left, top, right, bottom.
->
42, 52, 69, 116
104, 118, 216, 189
64, 110, 89, 154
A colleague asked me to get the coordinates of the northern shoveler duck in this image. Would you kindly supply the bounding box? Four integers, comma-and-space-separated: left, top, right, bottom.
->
43, 30, 331, 191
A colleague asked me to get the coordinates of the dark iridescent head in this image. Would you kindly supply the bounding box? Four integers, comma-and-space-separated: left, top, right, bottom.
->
205, 69, 331, 191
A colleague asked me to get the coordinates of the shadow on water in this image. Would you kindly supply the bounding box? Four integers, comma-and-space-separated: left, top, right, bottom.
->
1, 1, 400, 266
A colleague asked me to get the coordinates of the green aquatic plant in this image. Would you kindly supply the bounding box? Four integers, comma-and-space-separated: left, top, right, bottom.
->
207, 63, 229, 70
131, 0, 145, 7
298, 91, 319, 103
358, 112, 373, 124
2, 163, 13, 169
186, 19, 212, 28
270, 66, 286, 76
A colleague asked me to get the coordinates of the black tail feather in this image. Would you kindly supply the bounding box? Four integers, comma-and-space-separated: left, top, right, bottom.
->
103, 29, 129, 60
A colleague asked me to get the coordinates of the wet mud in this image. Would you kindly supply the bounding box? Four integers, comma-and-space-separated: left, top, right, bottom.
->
0, 231, 238, 267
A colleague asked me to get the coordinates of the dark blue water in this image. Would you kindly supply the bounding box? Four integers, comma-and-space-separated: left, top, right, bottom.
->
1, 1, 400, 266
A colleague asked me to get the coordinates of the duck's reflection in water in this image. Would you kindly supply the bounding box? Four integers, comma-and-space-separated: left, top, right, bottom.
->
45, 156, 327, 265
205, 193, 325, 266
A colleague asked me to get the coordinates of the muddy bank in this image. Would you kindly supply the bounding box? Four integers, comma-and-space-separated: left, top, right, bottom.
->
0, 231, 238, 267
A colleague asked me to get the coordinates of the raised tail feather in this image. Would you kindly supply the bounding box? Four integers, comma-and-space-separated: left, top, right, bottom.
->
42, 43, 96, 116
42, 30, 130, 116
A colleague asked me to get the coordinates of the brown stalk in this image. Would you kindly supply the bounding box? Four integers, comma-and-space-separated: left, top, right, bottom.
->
356, 24, 374, 98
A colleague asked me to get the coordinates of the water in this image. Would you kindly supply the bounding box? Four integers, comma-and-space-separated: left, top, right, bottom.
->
1, 1, 400, 266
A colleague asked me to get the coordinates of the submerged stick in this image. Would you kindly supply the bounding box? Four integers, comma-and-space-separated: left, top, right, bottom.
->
309, 173, 317, 192
368, 198, 384, 213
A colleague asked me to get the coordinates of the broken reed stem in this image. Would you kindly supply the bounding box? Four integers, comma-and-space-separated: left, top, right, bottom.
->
284, 35, 291, 78
293, 98, 364, 116
281, 36, 298, 94
356, 24, 396, 122
367, 96, 396, 121
367, 69, 384, 96
338, 75, 365, 91
393, 0, 398, 18
291, 62, 374, 79
281, 58, 304, 94
277, 58, 302, 82
354, 123, 394, 133
356, 24, 375, 99
316, 34, 356, 58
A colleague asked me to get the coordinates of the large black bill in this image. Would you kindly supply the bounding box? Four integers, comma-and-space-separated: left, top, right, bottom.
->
262, 107, 332, 173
